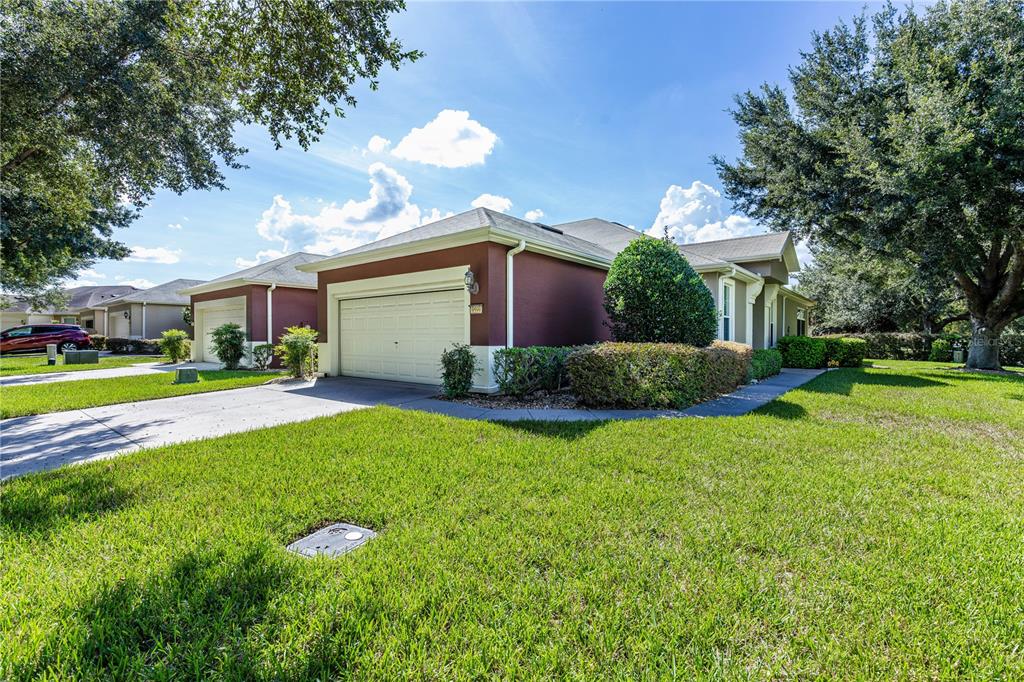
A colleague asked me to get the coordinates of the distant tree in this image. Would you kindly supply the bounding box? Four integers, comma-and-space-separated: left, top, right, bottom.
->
604, 236, 717, 346
1, 0, 420, 306
715, 0, 1024, 369
798, 247, 967, 334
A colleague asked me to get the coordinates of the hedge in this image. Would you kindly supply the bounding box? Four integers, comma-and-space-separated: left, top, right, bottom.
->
106, 337, 162, 354
493, 346, 574, 397
89, 334, 107, 351
819, 332, 1024, 367
750, 348, 782, 380
566, 341, 752, 409
823, 337, 867, 367
778, 336, 866, 368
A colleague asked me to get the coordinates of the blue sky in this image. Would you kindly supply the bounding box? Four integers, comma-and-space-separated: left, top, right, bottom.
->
77, 1, 877, 289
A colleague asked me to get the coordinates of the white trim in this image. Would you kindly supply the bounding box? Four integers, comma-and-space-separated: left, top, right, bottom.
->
745, 278, 764, 346
470, 345, 502, 393
506, 239, 526, 347
763, 283, 779, 348
179, 279, 317, 297
192, 295, 247, 362
266, 283, 277, 345
718, 276, 736, 342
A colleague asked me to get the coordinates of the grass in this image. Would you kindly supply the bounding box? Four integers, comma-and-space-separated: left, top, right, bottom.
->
0, 353, 161, 377
0, 370, 279, 418
1, 360, 1022, 678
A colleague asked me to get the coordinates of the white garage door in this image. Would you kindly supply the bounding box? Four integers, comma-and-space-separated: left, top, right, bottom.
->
109, 311, 130, 338
201, 306, 245, 362
339, 289, 466, 384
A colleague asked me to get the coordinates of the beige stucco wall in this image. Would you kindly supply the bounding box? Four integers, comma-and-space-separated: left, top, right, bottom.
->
142, 303, 191, 339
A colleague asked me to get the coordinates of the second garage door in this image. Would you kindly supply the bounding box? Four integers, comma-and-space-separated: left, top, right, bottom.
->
200, 306, 246, 363
339, 289, 467, 384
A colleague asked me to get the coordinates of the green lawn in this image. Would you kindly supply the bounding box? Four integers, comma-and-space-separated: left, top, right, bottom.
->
0, 353, 161, 377
1, 361, 1022, 678
0, 370, 279, 418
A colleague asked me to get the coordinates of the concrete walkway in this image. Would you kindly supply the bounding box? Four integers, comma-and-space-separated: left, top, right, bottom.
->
0, 361, 222, 386
0, 369, 825, 479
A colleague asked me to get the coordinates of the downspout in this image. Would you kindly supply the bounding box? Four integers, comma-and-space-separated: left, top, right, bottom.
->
141, 303, 147, 339
506, 240, 527, 347
266, 283, 277, 345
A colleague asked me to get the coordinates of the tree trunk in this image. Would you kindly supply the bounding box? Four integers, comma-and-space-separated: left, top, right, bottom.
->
965, 317, 1002, 370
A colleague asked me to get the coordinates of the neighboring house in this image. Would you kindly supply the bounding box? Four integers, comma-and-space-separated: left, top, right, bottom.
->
179, 253, 321, 363
1, 286, 140, 333
296, 208, 814, 391
102, 279, 205, 339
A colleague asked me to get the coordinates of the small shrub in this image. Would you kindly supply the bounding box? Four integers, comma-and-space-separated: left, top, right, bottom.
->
778, 336, 827, 368
440, 343, 477, 398
106, 337, 161, 354
751, 348, 782, 380
89, 334, 107, 351
824, 337, 867, 367
493, 346, 574, 397
567, 341, 751, 409
274, 326, 318, 378
158, 329, 191, 363
928, 338, 953, 362
210, 323, 247, 369
250, 343, 274, 371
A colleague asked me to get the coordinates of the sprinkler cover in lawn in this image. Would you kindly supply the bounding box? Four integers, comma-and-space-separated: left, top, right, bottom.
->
287, 522, 376, 558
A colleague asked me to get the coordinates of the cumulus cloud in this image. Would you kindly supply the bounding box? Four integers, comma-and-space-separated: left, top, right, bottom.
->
167, 222, 182, 230
392, 109, 498, 168
235, 249, 287, 269
240, 163, 448, 261
524, 209, 544, 222
127, 246, 181, 264
470, 193, 512, 213
646, 181, 761, 244
116, 277, 156, 288
365, 135, 391, 154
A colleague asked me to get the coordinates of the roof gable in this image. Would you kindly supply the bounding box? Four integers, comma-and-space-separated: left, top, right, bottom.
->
105, 279, 205, 306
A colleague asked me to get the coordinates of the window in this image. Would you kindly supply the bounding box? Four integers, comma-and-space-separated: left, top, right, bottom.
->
768, 302, 775, 347
721, 282, 733, 341
797, 309, 806, 336
5, 326, 31, 337
83, 318, 94, 329
61, 316, 76, 324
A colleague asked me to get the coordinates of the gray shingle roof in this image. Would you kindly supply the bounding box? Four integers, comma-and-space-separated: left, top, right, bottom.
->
553, 218, 644, 255
677, 231, 792, 262
323, 208, 616, 263
3, 286, 140, 313
199, 252, 324, 289
105, 279, 205, 306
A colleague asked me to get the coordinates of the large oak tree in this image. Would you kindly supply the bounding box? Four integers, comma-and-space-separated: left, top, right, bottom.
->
715, 0, 1023, 369
1, 0, 419, 305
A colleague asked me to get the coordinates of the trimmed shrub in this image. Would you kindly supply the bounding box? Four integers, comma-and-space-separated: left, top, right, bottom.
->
566, 341, 752, 409
274, 326, 318, 378
603, 236, 717, 346
493, 346, 574, 397
89, 334, 107, 351
928, 338, 953, 362
824, 337, 867, 367
106, 337, 161, 354
250, 343, 274, 371
210, 323, 247, 369
751, 348, 782, 380
440, 343, 477, 398
778, 336, 827, 368
158, 329, 190, 363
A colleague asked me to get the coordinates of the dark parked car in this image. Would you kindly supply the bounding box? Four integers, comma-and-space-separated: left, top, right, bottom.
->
0, 324, 92, 354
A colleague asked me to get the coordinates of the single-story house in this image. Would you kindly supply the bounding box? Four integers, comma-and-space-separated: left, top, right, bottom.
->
296, 208, 814, 392
179, 253, 321, 364
101, 278, 204, 339
1, 285, 140, 333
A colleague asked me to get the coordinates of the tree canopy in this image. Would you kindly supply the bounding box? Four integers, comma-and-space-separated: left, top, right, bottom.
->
715, 0, 1023, 368
1, 0, 419, 304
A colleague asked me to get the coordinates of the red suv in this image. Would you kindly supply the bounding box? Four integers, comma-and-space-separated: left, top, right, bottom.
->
0, 324, 93, 354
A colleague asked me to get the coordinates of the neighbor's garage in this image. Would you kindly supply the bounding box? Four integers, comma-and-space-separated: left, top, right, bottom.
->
338, 288, 467, 384
197, 297, 246, 363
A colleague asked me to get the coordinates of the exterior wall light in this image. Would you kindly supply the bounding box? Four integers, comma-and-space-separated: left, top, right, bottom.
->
464, 269, 479, 295
123, 311, 130, 319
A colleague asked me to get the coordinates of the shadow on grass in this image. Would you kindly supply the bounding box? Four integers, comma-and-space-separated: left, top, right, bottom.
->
0, 466, 134, 534
753, 399, 808, 420
801, 367, 948, 396
495, 419, 608, 440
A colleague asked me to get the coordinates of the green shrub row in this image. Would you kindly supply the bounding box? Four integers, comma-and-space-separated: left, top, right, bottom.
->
819, 332, 1024, 366
106, 337, 161, 354
777, 336, 866, 368
89, 334, 106, 351
750, 348, 782, 380
492, 346, 574, 397
566, 341, 752, 409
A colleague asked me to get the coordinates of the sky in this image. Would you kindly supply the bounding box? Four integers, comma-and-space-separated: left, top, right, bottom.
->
73, 1, 878, 290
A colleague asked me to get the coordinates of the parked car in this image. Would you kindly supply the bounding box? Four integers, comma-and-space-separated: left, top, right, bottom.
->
0, 324, 92, 354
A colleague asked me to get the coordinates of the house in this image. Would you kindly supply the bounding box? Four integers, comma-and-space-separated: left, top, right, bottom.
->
1, 285, 140, 333
296, 209, 814, 391
179, 253, 321, 363
101, 279, 205, 339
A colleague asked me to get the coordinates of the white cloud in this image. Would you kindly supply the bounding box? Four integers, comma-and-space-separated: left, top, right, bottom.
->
234, 249, 287, 269
167, 222, 183, 230
119, 278, 155, 289
470, 193, 512, 213
127, 246, 181, 264
243, 163, 447, 259
391, 109, 498, 168
524, 209, 544, 222
365, 135, 391, 154
80, 269, 106, 280
646, 181, 761, 244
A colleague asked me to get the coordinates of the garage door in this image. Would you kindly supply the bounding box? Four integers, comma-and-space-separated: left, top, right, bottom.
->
339, 289, 466, 384
201, 306, 245, 362
109, 311, 130, 338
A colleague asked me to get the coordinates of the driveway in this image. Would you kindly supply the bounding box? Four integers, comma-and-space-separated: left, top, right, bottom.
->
0, 370, 824, 479
0, 361, 222, 386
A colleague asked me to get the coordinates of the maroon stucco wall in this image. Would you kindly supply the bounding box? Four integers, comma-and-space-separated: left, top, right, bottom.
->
190, 285, 255, 338
190, 284, 317, 350
512, 251, 610, 347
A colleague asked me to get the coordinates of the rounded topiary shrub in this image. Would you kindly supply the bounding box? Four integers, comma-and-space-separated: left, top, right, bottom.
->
603, 236, 717, 346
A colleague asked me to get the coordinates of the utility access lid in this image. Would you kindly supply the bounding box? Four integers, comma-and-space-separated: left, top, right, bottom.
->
286, 522, 376, 558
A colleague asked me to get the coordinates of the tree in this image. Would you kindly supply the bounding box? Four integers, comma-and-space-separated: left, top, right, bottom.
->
1, 0, 420, 305
603, 236, 717, 346
797, 246, 967, 334
714, 0, 1023, 369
